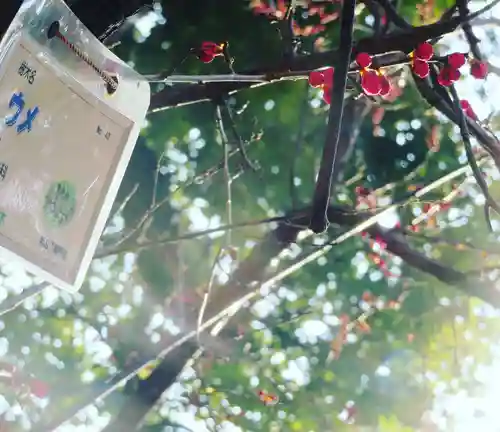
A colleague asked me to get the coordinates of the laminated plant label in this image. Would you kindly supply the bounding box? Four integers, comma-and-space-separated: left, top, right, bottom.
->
0, 35, 134, 289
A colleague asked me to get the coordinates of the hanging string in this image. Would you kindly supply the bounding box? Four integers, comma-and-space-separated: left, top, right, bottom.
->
47, 21, 118, 94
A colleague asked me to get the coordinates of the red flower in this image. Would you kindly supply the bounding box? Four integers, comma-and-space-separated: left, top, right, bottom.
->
322, 67, 334, 87
361, 69, 382, 96
355, 186, 370, 196
414, 42, 434, 61
29, 379, 50, 398
198, 41, 224, 63
252, 0, 287, 19
308, 68, 334, 88
437, 65, 461, 86
375, 238, 387, 250
470, 60, 488, 79
413, 59, 430, 78
448, 52, 466, 69
410, 43, 435, 81
460, 99, 477, 120
258, 390, 279, 406
252, 4, 277, 16
309, 68, 334, 104
362, 291, 374, 301
309, 70, 324, 87
356, 52, 372, 69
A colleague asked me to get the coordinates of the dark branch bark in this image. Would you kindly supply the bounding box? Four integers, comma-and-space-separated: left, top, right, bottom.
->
370, 226, 500, 305
309, 0, 356, 234
413, 74, 500, 170
100, 344, 197, 432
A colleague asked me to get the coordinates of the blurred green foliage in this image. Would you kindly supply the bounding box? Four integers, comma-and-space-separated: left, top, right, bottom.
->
0, 0, 500, 431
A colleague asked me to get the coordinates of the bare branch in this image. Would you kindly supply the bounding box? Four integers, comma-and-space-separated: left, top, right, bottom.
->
448, 84, 500, 230
95, 215, 288, 258
215, 104, 234, 247
0, 282, 48, 317
223, 100, 259, 171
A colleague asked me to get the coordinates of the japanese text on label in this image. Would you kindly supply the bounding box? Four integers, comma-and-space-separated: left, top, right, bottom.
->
5, 92, 39, 133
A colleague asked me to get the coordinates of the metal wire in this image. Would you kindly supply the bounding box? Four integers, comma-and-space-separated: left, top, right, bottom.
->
47, 21, 118, 93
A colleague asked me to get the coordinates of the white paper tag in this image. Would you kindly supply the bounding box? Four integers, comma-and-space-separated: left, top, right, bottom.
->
0, 19, 149, 292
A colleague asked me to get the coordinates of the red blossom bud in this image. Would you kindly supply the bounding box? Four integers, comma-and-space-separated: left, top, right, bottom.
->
356, 52, 372, 69
447, 52, 466, 69
470, 60, 488, 79
414, 42, 434, 61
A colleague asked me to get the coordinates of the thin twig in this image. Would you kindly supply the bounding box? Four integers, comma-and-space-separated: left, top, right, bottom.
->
273, 2, 298, 64
449, 84, 500, 231
197, 248, 224, 345
99, 152, 489, 258
290, 83, 310, 208
109, 183, 139, 221
146, 74, 274, 83
215, 104, 234, 246
410, 174, 467, 226
148, 53, 190, 82
0, 282, 48, 317
151, 152, 165, 207
99, 133, 260, 253
95, 215, 291, 258
223, 100, 259, 171
327, 289, 410, 363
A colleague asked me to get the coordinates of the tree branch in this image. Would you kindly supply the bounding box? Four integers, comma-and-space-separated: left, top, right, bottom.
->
148, 18, 463, 112
413, 72, 500, 171
309, 0, 356, 234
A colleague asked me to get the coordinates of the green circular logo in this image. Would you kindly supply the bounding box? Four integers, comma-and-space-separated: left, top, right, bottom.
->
43, 181, 76, 228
